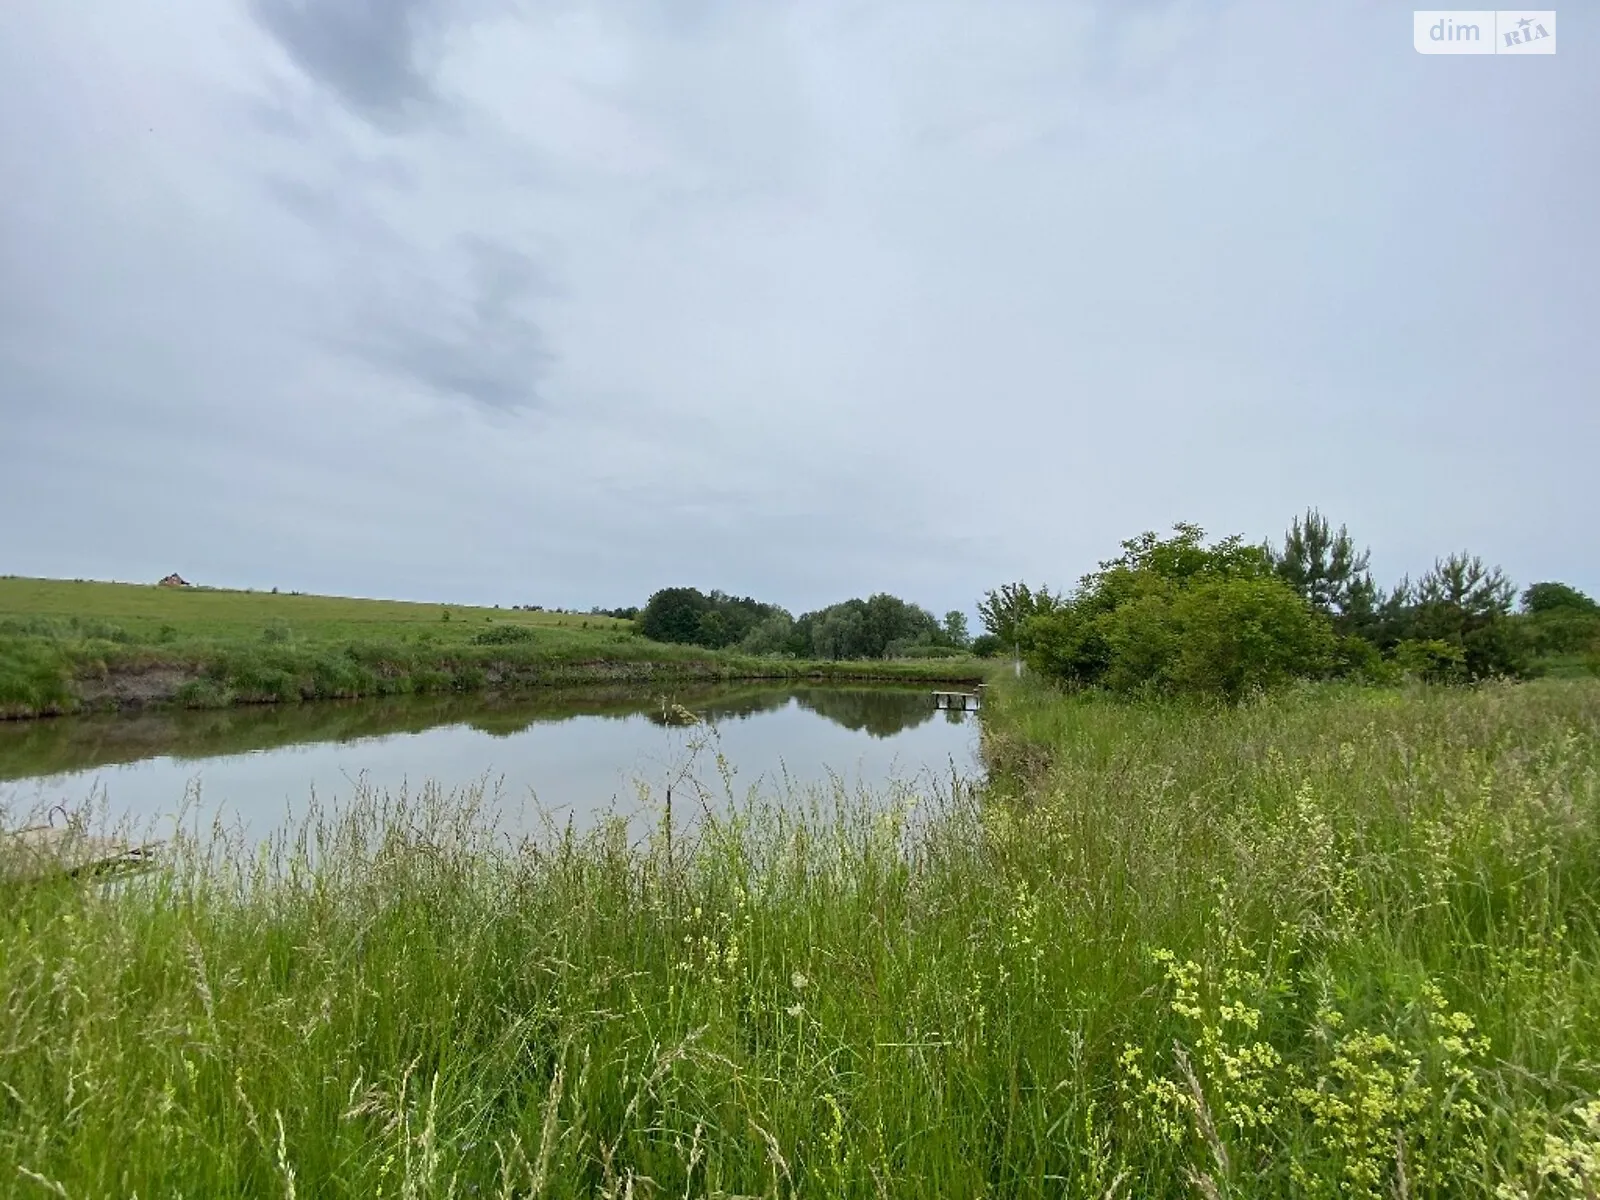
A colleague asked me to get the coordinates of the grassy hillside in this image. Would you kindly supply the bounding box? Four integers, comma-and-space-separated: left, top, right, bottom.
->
0, 578, 988, 718
0, 575, 631, 640
2, 678, 1596, 1195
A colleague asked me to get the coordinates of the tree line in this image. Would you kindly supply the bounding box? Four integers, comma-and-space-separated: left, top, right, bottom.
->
623, 509, 1597, 695
978, 510, 1600, 700
634, 587, 972, 660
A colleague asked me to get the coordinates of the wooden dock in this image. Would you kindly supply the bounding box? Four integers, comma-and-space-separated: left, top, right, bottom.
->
1, 824, 162, 884
933, 690, 981, 711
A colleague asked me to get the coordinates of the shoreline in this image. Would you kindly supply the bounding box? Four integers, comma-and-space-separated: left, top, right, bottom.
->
2, 654, 993, 722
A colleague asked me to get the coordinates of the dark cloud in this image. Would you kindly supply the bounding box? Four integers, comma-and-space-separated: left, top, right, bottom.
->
250, 0, 440, 126
343, 238, 554, 411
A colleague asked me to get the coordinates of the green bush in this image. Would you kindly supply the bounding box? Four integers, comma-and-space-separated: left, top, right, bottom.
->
1020, 526, 1334, 701
890, 643, 967, 660
1331, 632, 1395, 683
1167, 575, 1337, 700
1098, 592, 1183, 695
1522, 608, 1600, 657
970, 633, 1003, 658
1393, 638, 1467, 683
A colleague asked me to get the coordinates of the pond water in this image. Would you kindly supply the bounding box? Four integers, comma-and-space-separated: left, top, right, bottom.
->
0, 683, 982, 847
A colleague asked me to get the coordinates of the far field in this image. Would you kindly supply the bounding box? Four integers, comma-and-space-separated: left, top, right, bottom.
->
0, 576, 632, 640
0, 578, 988, 719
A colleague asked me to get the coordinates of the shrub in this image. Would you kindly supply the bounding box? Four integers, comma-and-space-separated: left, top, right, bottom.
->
892, 643, 967, 660
1521, 607, 1600, 658
1018, 527, 1335, 701
970, 633, 1003, 658
1167, 575, 1337, 700
1331, 633, 1396, 684
739, 613, 795, 656
1393, 638, 1467, 683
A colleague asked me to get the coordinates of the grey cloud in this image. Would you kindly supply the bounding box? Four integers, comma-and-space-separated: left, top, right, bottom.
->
261, 173, 342, 226
259, 154, 416, 230
343, 238, 554, 411
0, 0, 1595, 614
254, 153, 544, 413
250, 0, 441, 126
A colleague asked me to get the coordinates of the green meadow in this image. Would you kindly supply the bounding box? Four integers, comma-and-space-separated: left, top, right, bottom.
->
3, 676, 1599, 1196
0, 578, 987, 719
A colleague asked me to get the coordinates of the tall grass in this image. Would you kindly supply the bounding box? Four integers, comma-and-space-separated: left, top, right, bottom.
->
3, 680, 1598, 1196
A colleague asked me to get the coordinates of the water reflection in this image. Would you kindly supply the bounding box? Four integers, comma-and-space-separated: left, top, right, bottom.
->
0, 681, 980, 846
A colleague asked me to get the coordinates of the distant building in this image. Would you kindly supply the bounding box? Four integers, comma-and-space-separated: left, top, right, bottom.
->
157, 573, 191, 588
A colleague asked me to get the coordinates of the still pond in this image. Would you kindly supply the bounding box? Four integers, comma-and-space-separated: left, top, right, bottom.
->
0, 683, 982, 846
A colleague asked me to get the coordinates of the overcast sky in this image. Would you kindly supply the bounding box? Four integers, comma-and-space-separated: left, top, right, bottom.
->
1, 1, 1593, 617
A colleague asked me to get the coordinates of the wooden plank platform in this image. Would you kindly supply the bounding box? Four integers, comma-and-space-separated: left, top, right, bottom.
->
1, 825, 163, 884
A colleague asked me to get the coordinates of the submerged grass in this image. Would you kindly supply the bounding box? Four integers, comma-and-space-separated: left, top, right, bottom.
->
0, 579, 987, 718
2, 679, 1599, 1196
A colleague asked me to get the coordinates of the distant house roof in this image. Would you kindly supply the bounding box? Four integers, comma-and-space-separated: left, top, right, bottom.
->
157, 573, 191, 587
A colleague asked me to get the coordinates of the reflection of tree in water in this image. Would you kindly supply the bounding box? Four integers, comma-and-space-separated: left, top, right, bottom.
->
0, 684, 962, 782
641, 691, 793, 727
788, 688, 944, 739
471, 686, 939, 735
633, 687, 948, 737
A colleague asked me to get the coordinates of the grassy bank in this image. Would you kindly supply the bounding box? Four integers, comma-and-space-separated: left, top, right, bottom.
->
3, 678, 1598, 1195
0, 578, 989, 718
